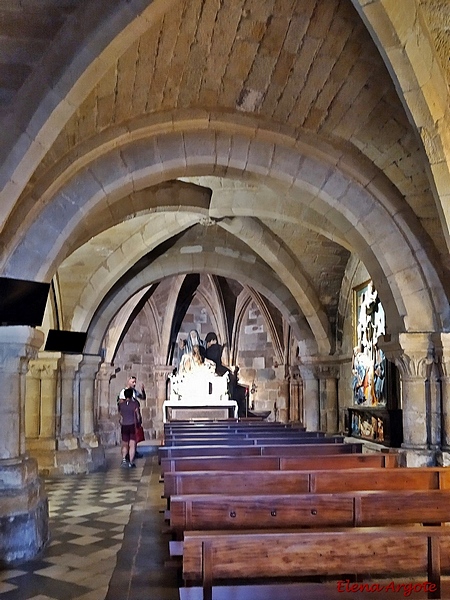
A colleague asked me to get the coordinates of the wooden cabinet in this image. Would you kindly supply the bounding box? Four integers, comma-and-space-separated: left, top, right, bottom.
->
348, 407, 403, 447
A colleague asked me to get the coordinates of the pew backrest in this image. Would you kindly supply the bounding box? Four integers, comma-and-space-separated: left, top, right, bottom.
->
170, 489, 450, 533
158, 442, 362, 461
164, 467, 450, 498
182, 526, 450, 592
162, 435, 344, 446
160, 452, 396, 476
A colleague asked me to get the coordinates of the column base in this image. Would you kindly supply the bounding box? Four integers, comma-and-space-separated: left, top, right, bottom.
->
436, 449, 450, 466
27, 440, 106, 476
97, 419, 120, 447
398, 446, 437, 466
0, 456, 48, 567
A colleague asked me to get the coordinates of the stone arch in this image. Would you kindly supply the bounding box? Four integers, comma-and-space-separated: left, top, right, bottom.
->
84, 251, 309, 357
0, 0, 176, 226
351, 0, 450, 252
2, 119, 449, 342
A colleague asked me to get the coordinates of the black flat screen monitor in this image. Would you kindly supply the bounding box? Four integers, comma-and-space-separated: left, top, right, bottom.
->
0, 277, 50, 326
45, 330, 87, 354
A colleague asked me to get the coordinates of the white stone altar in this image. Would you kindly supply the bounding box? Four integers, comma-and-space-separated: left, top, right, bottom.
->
163, 368, 238, 422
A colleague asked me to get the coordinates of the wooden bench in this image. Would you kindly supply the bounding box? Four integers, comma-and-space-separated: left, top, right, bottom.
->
162, 435, 342, 447
180, 526, 450, 599
160, 451, 397, 477
164, 423, 307, 434
169, 489, 450, 536
163, 466, 450, 499
158, 441, 362, 462
164, 429, 329, 445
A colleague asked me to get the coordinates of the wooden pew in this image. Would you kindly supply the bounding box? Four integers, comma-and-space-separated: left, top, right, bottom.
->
163, 466, 450, 498
169, 489, 450, 536
160, 451, 397, 477
158, 441, 362, 462
180, 526, 450, 599
162, 435, 342, 447
164, 430, 324, 442
164, 423, 307, 434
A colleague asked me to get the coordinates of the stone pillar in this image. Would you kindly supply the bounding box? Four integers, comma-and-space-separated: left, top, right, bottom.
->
382, 333, 435, 466
26, 353, 61, 457
297, 364, 320, 431
25, 362, 41, 439
154, 365, 174, 439
0, 326, 49, 565
96, 362, 119, 446
59, 354, 82, 448
78, 355, 102, 447
288, 369, 303, 424
317, 365, 339, 434
433, 333, 450, 464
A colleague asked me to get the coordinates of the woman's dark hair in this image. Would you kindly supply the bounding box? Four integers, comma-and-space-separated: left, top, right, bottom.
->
205, 332, 217, 344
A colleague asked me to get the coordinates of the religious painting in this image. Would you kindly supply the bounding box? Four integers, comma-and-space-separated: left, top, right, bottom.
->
352, 281, 386, 406
350, 409, 385, 442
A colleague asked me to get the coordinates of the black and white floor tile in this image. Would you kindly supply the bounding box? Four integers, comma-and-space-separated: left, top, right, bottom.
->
0, 448, 178, 600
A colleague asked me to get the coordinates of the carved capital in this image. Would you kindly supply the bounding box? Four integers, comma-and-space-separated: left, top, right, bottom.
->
380, 333, 432, 379
96, 362, 116, 382
78, 355, 102, 379
0, 327, 44, 373
432, 333, 450, 378
299, 355, 340, 380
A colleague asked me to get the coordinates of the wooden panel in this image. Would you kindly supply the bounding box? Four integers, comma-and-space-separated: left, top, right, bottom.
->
357, 490, 450, 526
164, 471, 310, 497
182, 528, 432, 582
158, 443, 362, 460
279, 453, 392, 470
160, 452, 390, 475
164, 430, 321, 439
161, 456, 281, 474
163, 436, 343, 446
260, 443, 361, 456
312, 468, 441, 493
171, 494, 354, 531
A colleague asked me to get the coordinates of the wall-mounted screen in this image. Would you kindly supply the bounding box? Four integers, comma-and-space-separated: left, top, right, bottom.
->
0, 277, 50, 326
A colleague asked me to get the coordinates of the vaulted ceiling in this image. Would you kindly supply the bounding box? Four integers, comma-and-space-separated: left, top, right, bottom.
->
0, 0, 449, 358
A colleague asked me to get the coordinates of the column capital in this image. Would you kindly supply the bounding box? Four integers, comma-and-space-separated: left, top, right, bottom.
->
31, 352, 62, 377
96, 362, 116, 381
379, 332, 433, 379
0, 326, 44, 371
78, 354, 102, 378
298, 355, 341, 380
60, 353, 83, 371
431, 333, 450, 377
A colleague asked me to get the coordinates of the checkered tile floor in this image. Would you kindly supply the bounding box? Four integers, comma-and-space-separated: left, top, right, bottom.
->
0, 449, 178, 600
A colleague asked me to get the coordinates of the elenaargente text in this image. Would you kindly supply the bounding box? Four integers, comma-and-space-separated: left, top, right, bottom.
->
337, 580, 437, 596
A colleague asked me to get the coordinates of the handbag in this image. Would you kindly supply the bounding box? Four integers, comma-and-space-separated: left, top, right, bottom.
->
135, 423, 145, 443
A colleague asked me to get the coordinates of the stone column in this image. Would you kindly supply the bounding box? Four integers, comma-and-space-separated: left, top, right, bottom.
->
297, 364, 320, 431
25, 353, 61, 458
154, 365, 174, 439
96, 362, 118, 446
0, 326, 48, 565
288, 369, 303, 424
25, 362, 41, 439
434, 333, 450, 464
78, 355, 102, 447
58, 354, 82, 450
317, 365, 339, 434
38, 354, 60, 440
382, 333, 434, 466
